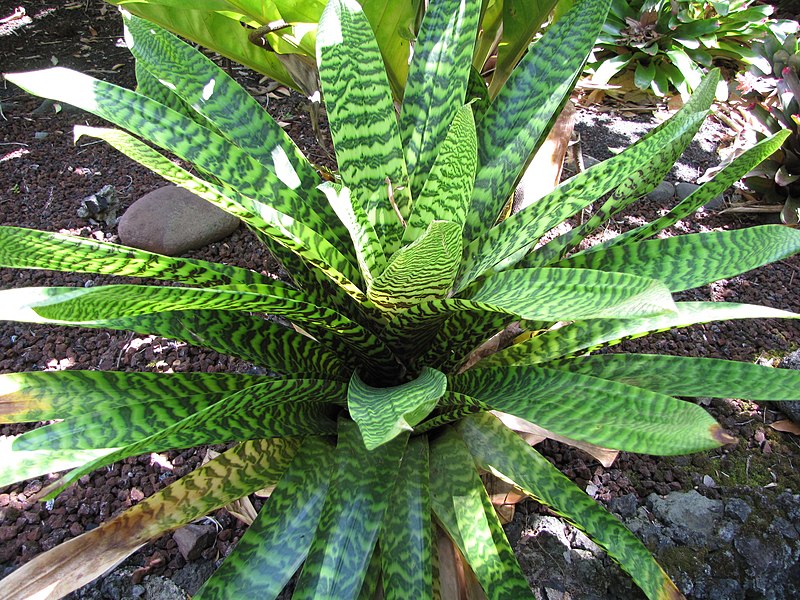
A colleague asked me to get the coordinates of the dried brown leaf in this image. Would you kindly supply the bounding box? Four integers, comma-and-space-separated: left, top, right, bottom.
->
770, 419, 800, 435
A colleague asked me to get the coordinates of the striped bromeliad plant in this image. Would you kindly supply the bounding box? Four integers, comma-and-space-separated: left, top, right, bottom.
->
1, 0, 800, 598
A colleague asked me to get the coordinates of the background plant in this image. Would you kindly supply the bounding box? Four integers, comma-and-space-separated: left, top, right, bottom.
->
105, 0, 563, 102
1, 0, 800, 598
725, 25, 800, 225
587, 0, 787, 97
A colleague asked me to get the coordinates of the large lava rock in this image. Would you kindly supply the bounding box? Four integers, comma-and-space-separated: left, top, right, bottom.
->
118, 185, 239, 256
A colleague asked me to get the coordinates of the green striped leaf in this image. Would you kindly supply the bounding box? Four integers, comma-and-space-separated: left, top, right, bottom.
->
125, 12, 318, 190
557, 225, 800, 293
381, 437, 433, 600
357, 545, 382, 600
317, 0, 412, 256
450, 366, 729, 454
294, 420, 407, 600
348, 367, 446, 450
487, 0, 560, 97
195, 437, 335, 600
11, 393, 228, 451
0, 284, 390, 376
42, 378, 342, 496
429, 428, 533, 599
400, 0, 480, 196
0, 371, 269, 423
0, 225, 263, 286
483, 302, 800, 368
529, 71, 720, 266
414, 310, 512, 373
547, 354, 800, 400
102, 309, 350, 375
456, 68, 718, 291
124, 13, 347, 253
0, 282, 329, 324
463, 0, 611, 241
369, 221, 463, 314
73, 126, 364, 299
589, 131, 793, 250
134, 60, 218, 133
457, 413, 682, 600
3, 69, 338, 244
320, 183, 385, 287
0, 440, 113, 491
403, 105, 478, 244
384, 268, 677, 354
0, 438, 301, 600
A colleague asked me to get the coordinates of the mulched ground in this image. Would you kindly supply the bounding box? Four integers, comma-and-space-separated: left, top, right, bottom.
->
1, 1, 799, 596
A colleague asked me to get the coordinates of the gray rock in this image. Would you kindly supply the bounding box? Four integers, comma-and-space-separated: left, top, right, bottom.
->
777, 350, 800, 424
173, 523, 217, 561
142, 575, 185, 600
647, 490, 723, 544
78, 184, 119, 227
172, 560, 215, 595
724, 497, 752, 523
609, 493, 638, 519
118, 185, 239, 256
645, 181, 675, 203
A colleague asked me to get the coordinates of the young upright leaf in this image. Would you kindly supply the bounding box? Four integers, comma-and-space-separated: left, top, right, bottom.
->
403, 105, 478, 244
429, 428, 533, 599
294, 420, 407, 600
464, 0, 612, 241
317, 0, 412, 255
401, 0, 480, 195
369, 221, 463, 314
381, 437, 433, 600
348, 367, 446, 450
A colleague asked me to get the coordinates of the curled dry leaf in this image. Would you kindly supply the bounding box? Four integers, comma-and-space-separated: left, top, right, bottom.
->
770, 419, 800, 435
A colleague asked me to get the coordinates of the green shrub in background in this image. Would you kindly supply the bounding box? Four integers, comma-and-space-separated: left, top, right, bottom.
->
587, 0, 789, 97
106, 0, 560, 103
737, 27, 800, 224
2, 0, 800, 598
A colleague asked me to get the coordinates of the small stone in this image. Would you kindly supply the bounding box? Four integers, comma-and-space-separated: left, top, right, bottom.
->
172, 523, 216, 561
646, 181, 675, 203
609, 493, 638, 519
702, 474, 716, 488
118, 185, 240, 256
725, 497, 752, 523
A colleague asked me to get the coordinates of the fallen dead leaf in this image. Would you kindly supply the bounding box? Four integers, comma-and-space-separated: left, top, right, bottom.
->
770, 420, 800, 435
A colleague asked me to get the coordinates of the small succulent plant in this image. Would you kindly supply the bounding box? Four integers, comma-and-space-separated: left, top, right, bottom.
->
588, 0, 787, 97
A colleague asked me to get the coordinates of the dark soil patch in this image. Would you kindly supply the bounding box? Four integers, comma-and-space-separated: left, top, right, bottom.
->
1, 2, 799, 598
